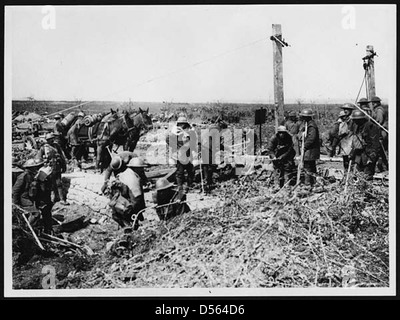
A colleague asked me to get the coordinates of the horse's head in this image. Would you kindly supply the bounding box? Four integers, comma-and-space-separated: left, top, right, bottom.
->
134, 107, 153, 133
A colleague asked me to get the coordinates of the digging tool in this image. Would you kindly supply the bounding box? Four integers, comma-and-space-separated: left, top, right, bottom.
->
344, 159, 352, 193
13, 204, 45, 251
42, 233, 91, 255
296, 122, 308, 186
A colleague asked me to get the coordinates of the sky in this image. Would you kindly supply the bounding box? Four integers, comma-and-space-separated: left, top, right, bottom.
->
5, 4, 397, 104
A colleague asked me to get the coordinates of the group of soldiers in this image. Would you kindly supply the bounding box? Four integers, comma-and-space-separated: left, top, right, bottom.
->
12, 130, 70, 234
267, 96, 388, 191
12, 97, 388, 236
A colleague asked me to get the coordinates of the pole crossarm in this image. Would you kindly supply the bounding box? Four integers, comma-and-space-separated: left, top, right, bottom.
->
270, 35, 290, 47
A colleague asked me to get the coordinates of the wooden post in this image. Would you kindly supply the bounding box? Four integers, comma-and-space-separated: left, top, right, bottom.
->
365, 45, 376, 100
272, 24, 285, 132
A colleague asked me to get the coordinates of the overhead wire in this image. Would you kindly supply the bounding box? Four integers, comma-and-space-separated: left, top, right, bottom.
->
47, 36, 269, 117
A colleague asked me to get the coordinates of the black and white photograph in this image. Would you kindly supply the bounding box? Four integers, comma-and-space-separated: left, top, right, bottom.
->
4, 4, 396, 298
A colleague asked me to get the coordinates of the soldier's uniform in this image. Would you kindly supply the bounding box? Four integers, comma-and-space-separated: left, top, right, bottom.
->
350, 110, 381, 180
12, 159, 53, 233
68, 112, 89, 165
36, 133, 68, 205
167, 117, 196, 192
284, 111, 300, 155
152, 178, 191, 221
298, 109, 320, 188
109, 158, 148, 229
369, 96, 388, 171
267, 126, 296, 188
330, 104, 356, 170
101, 151, 137, 193
53, 113, 70, 160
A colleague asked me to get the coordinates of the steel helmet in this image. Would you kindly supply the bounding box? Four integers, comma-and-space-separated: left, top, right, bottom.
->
155, 178, 175, 191
23, 158, 44, 168
277, 125, 288, 133
289, 111, 297, 117
45, 133, 55, 140
369, 96, 381, 103
338, 110, 347, 118
54, 114, 61, 120
340, 103, 356, 110
110, 156, 122, 170
299, 109, 314, 117
177, 116, 189, 124
127, 157, 148, 168
351, 110, 367, 120
78, 111, 85, 117
357, 98, 369, 105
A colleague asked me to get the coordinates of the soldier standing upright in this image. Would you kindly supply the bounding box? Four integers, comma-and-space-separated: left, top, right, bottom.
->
329, 104, 356, 170
53, 113, 70, 160
166, 116, 196, 193
298, 109, 320, 189
369, 96, 388, 172
349, 110, 381, 180
284, 111, 300, 155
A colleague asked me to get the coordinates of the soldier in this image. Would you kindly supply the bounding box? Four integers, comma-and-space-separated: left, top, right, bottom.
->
369, 96, 388, 172
69, 111, 88, 166
36, 133, 69, 205
200, 123, 223, 193
357, 97, 369, 109
329, 104, 356, 170
101, 151, 137, 194
109, 157, 148, 229
12, 158, 54, 234
152, 178, 191, 221
298, 109, 320, 189
267, 125, 296, 189
166, 116, 196, 193
369, 96, 387, 126
53, 113, 70, 160
284, 111, 300, 155
349, 110, 381, 180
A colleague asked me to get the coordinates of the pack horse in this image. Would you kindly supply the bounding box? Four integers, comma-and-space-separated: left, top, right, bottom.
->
67, 108, 153, 171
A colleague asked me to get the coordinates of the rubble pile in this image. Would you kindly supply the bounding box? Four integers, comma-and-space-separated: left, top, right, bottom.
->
82, 172, 389, 288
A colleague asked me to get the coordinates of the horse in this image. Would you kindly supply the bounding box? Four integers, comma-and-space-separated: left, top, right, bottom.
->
67, 108, 152, 171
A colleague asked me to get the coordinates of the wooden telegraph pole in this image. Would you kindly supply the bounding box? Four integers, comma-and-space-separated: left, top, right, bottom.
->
363, 45, 377, 100
270, 24, 289, 132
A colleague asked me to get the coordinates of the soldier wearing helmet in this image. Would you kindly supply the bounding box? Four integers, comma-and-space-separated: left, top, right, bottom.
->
368, 96, 388, 172
297, 109, 320, 188
328, 105, 356, 170
12, 158, 54, 233
108, 157, 148, 229
340, 103, 356, 118
53, 113, 70, 159
167, 116, 196, 193
283, 111, 300, 155
349, 110, 381, 180
357, 97, 369, 108
267, 125, 296, 189
36, 133, 68, 205
368, 96, 387, 126
101, 151, 138, 194
152, 177, 191, 221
